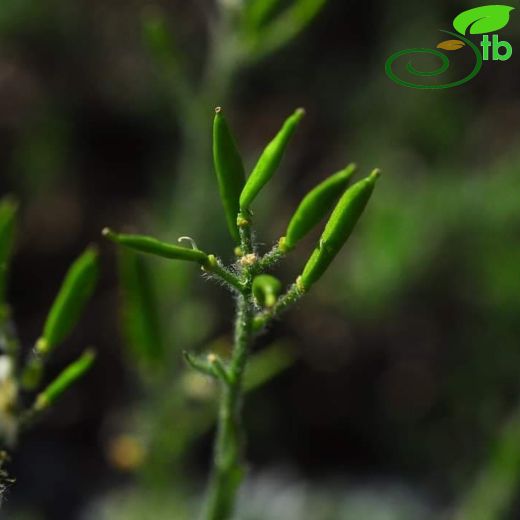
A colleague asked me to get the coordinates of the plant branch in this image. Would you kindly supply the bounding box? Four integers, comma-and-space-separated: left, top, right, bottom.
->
255, 241, 285, 272
252, 280, 305, 332
204, 255, 246, 293
205, 294, 252, 520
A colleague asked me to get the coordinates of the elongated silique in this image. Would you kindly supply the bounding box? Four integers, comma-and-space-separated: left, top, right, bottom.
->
239, 108, 305, 211
38, 247, 99, 353
213, 107, 247, 243
301, 169, 380, 289
283, 163, 356, 251
103, 229, 209, 264
35, 349, 96, 409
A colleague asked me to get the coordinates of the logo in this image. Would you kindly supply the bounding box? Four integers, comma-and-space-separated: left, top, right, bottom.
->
385, 5, 514, 89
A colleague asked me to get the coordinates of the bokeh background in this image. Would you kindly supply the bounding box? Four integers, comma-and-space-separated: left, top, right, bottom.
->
1, 0, 520, 518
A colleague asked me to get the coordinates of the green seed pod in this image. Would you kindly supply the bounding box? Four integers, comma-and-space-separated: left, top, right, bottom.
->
213, 107, 246, 243
244, 0, 280, 29
301, 169, 381, 289
37, 247, 99, 354
252, 274, 282, 308
34, 349, 96, 410
118, 249, 164, 367
239, 108, 305, 211
103, 229, 208, 264
283, 163, 356, 251
0, 197, 17, 308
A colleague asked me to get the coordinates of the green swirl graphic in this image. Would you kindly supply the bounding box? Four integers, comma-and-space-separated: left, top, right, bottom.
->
385, 30, 483, 89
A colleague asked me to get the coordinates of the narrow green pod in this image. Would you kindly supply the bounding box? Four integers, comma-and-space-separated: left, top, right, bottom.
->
252, 274, 282, 308
239, 108, 305, 210
34, 349, 96, 410
0, 197, 17, 307
301, 169, 381, 289
283, 163, 356, 251
37, 247, 99, 354
103, 229, 208, 264
118, 249, 164, 366
244, 0, 280, 29
213, 107, 246, 243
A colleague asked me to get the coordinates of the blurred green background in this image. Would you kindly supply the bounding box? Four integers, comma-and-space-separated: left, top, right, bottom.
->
1, 0, 520, 518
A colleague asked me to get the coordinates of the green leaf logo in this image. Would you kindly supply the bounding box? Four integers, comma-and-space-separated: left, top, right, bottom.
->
453, 5, 515, 35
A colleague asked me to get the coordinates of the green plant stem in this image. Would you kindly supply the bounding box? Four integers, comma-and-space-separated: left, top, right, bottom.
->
256, 243, 284, 271
205, 294, 252, 520
238, 217, 254, 256
206, 258, 245, 294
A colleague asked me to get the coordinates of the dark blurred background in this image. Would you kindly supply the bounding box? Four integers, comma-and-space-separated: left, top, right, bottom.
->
1, 0, 520, 518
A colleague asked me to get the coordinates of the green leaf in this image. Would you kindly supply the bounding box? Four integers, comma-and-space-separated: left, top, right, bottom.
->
37, 247, 99, 353
213, 107, 246, 243
103, 229, 209, 265
252, 274, 282, 307
34, 349, 96, 409
283, 163, 356, 251
118, 249, 164, 367
301, 169, 380, 289
453, 5, 514, 35
0, 197, 17, 308
239, 108, 305, 211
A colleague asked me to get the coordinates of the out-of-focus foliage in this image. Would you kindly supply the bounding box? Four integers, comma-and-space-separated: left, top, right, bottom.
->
1, 0, 520, 518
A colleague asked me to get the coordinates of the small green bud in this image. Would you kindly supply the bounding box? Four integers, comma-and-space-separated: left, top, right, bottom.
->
252, 274, 282, 308
213, 107, 247, 243
103, 229, 209, 264
283, 163, 356, 251
183, 350, 215, 378
38, 247, 99, 353
239, 108, 305, 210
301, 169, 381, 289
0, 197, 17, 308
34, 349, 96, 410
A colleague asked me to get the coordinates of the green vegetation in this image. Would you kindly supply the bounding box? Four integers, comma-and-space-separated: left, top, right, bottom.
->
104, 107, 379, 519
0, 197, 98, 488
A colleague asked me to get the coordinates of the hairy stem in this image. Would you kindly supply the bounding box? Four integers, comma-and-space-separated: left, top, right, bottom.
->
205, 294, 252, 520
252, 281, 305, 332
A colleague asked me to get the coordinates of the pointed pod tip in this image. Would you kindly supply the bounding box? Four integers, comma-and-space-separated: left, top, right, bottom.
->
214, 106, 222, 114
84, 347, 97, 358
295, 107, 306, 118
102, 227, 117, 240
85, 243, 99, 255
338, 162, 357, 179
370, 168, 382, 180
